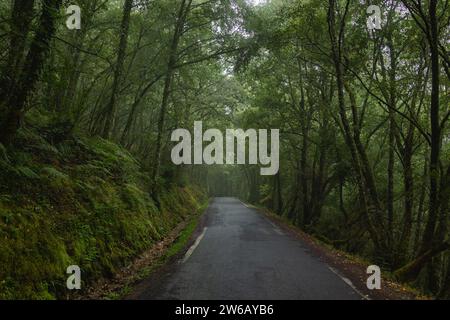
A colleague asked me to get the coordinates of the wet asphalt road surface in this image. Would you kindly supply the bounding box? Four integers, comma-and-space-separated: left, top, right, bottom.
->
132, 197, 361, 300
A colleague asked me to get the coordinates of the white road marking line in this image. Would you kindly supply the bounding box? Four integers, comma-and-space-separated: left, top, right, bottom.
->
240, 198, 367, 298
328, 266, 370, 300
273, 228, 284, 235
240, 200, 285, 235
267, 220, 284, 235
240, 200, 250, 208
181, 227, 207, 264
268, 220, 277, 228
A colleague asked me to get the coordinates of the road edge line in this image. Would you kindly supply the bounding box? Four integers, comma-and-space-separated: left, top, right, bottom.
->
328, 266, 370, 300
181, 227, 208, 263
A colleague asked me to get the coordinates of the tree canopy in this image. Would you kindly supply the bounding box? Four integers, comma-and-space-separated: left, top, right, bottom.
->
0, 0, 449, 298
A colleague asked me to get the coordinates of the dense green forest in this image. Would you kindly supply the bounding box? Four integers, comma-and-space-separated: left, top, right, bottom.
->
0, 0, 449, 299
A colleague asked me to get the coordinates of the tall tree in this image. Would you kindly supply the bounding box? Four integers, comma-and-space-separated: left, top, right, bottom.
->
100, 0, 134, 139
0, 0, 63, 145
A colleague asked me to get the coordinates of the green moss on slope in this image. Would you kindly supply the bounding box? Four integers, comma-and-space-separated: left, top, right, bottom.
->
0, 130, 206, 299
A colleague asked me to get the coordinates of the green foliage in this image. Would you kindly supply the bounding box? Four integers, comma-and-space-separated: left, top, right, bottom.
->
0, 129, 206, 299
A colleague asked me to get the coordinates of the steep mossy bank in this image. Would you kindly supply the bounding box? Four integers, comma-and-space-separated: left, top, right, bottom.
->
0, 128, 206, 299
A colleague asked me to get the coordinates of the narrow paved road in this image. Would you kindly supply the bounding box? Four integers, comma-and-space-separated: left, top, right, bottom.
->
133, 197, 361, 300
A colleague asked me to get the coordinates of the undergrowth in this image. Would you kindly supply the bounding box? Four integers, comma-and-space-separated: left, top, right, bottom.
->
0, 128, 206, 299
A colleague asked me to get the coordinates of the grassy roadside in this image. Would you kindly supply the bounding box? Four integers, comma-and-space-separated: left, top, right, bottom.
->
164, 204, 207, 260
101, 200, 209, 300
0, 127, 208, 299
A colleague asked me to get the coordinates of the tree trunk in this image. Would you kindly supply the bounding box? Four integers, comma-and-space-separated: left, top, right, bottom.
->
395, 241, 450, 282
101, 0, 133, 139
437, 257, 450, 299
327, 0, 385, 256
0, 0, 35, 106
150, 0, 192, 196
397, 131, 414, 266
418, 0, 441, 257
0, 0, 63, 145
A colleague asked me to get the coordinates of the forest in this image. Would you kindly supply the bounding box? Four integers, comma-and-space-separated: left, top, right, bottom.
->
0, 0, 449, 299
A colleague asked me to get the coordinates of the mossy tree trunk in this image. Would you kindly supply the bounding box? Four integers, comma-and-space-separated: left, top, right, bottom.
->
0, 0, 63, 145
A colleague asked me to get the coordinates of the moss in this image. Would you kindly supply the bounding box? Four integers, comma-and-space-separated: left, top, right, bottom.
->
0, 130, 206, 299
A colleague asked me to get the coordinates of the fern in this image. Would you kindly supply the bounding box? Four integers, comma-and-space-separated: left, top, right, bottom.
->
15, 166, 40, 180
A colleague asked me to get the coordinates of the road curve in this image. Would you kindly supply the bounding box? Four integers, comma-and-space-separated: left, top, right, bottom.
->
131, 197, 361, 300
